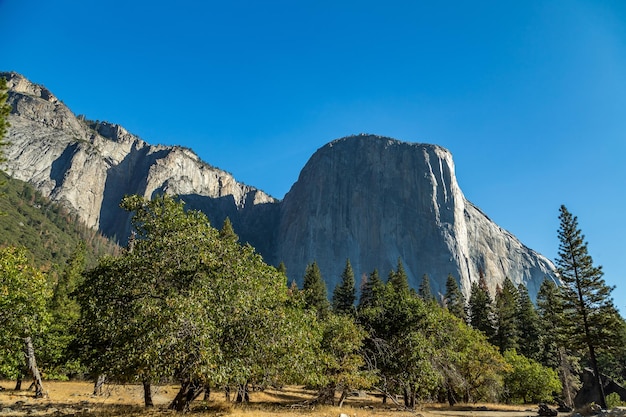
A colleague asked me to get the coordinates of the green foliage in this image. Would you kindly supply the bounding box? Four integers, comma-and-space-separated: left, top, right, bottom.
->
0, 246, 51, 378
444, 274, 466, 322
0, 172, 119, 270
358, 269, 384, 311
515, 284, 542, 361
303, 261, 330, 318
493, 278, 519, 353
606, 392, 626, 408
332, 259, 356, 315
556, 205, 623, 355
76, 194, 312, 395
502, 350, 561, 404
418, 273, 435, 303
387, 258, 409, 294
468, 275, 496, 341
536, 278, 565, 369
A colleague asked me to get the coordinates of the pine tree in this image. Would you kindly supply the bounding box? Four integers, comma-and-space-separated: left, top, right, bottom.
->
444, 274, 466, 322
418, 273, 435, 303
493, 277, 518, 353
515, 284, 542, 361
332, 259, 356, 315
303, 261, 330, 317
219, 217, 238, 242
387, 258, 409, 294
358, 269, 384, 310
277, 261, 287, 277
556, 205, 623, 409
468, 275, 496, 342
536, 279, 564, 369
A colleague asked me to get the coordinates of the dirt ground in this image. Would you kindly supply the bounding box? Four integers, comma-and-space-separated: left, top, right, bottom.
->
0, 380, 543, 417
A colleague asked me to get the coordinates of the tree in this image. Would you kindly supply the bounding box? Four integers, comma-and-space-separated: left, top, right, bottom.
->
468, 276, 496, 342
418, 273, 435, 303
515, 284, 542, 361
555, 205, 623, 409
444, 274, 466, 322
77, 195, 309, 411
502, 349, 561, 404
332, 259, 356, 315
536, 278, 579, 408
493, 278, 519, 353
303, 261, 330, 318
40, 241, 86, 378
358, 269, 384, 311
219, 217, 238, 242
0, 246, 49, 397
387, 258, 409, 294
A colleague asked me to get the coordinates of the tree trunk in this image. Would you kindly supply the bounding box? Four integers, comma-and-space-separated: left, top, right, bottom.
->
235, 383, 250, 403
224, 386, 231, 402
143, 379, 154, 407
14, 375, 22, 391
169, 380, 204, 412
588, 345, 607, 409
93, 375, 106, 396
203, 385, 210, 401
315, 383, 336, 405
338, 389, 349, 407
23, 337, 45, 398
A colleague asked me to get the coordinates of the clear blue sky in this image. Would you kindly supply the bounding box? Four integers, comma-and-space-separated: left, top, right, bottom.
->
2, 1, 625, 310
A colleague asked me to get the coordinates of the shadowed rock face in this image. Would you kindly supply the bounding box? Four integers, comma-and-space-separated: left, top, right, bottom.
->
2, 72, 556, 298
276, 135, 557, 298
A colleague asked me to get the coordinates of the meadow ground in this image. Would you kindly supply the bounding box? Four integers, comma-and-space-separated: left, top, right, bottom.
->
0, 380, 539, 417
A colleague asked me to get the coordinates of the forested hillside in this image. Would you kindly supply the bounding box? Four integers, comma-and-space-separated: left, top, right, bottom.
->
0, 171, 120, 270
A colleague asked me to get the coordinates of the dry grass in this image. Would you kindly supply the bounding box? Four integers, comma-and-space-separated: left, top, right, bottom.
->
0, 380, 538, 417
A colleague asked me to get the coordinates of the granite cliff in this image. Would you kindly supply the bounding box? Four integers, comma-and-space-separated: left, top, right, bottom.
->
2, 72, 556, 298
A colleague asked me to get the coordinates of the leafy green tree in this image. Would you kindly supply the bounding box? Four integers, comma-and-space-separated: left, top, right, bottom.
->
332, 259, 356, 315
515, 284, 542, 361
277, 261, 287, 277
444, 274, 466, 322
0, 246, 50, 397
311, 314, 376, 407
77, 195, 308, 411
303, 261, 330, 318
502, 349, 561, 404
556, 205, 623, 409
418, 273, 435, 303
468, 275, 496, 342
39, 242, 86, 378
493, 278, 519, 353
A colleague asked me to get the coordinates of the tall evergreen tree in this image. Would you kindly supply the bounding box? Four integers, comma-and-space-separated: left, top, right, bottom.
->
387, 258, 409, 294
358, 269, 384, 310
444, 274, 466, 322
303, 261, 330, 318
277, 261, 287, 277
418, 273, 435, 303
556, 205, 623, 409
468, 275, 496, 342
536, 279, 564, 369
332, 259, 356, 315
515, 284, 542, 361
493, 277, 519, 353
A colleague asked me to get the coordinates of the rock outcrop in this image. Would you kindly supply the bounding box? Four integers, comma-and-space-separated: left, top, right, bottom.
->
276, 136, 556, 297
2, 72, 557, 298
1, 71, 277, 251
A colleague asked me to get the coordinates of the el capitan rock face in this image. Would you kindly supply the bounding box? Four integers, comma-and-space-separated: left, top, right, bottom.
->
2, 72, 557, 298
276, 136, 556, 297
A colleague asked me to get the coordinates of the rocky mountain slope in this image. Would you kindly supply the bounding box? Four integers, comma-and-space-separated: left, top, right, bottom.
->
2, 72, 557, 298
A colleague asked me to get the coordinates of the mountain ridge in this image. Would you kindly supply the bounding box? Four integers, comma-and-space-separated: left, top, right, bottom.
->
2, 71, 557, 298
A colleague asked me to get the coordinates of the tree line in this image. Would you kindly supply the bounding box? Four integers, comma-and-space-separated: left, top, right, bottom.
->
1, 194, 624, 412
